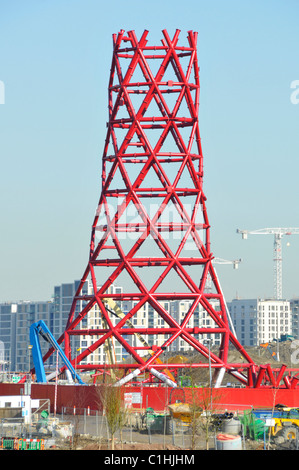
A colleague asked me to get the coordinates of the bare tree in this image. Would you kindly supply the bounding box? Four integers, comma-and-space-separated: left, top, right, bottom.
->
187, 383, 224, 450
97, 384, 127, 450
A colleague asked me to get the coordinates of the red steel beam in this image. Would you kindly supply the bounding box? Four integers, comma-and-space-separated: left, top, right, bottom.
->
39, 29, 299, 390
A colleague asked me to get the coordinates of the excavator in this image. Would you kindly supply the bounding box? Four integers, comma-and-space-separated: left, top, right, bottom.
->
260, 342, 279, 362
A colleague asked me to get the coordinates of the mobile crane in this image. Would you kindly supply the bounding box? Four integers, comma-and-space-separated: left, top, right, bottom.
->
30, 320, 85, 384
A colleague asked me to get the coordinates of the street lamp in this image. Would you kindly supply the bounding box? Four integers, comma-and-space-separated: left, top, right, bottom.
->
28, 345, 33, 377
204, 338, 213, 412
75, 347, 82, 383
203, 338, 212, 388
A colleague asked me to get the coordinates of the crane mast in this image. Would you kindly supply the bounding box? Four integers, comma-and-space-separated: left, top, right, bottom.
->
237, 227, 299, 299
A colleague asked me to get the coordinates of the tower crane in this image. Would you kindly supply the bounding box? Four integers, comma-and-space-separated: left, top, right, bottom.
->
237, 227, 299, 300
213, 257, 242, 269
205, 257, 241, 292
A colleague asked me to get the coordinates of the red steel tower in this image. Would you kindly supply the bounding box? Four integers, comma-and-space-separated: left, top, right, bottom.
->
60, 29, 257, 386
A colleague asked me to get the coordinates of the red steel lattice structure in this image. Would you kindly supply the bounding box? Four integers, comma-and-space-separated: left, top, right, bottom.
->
61, 29, 257, 386
45, 28, 299, 389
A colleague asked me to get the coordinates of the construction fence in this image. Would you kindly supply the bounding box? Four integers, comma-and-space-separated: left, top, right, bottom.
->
1, 405, 299, 450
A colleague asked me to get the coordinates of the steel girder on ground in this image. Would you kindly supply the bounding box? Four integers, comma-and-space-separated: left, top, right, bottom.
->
40, 29, 299, 389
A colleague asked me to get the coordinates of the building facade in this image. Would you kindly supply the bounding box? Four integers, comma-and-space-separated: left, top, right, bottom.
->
0, 300, 53, 373
228, 298, 291, 347
0, 282, 296, 375
290, 298, 299, 339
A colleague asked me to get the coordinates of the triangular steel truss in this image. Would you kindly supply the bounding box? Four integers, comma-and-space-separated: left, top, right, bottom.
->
51, 29, 260, 386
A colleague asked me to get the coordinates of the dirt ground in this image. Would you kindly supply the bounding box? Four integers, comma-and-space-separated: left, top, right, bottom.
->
179, 340, 297, 386
55, 433, 295, 451
83, 442, 186, 450
53, 430, 265, 451
68, 437, 268, 451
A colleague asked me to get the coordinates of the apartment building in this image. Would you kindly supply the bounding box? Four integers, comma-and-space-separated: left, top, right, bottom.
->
228, 298, 291, 347
75, 293, 223, 362
77, 283, 124, 365
0, 300, 53, 372
290, 298, 299, 339
1, 278, 296, 374
169, 300, 222, 351
53, 280, 88, 340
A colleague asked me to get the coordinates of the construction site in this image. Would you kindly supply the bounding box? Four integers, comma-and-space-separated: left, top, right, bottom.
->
1, 28, 299, 451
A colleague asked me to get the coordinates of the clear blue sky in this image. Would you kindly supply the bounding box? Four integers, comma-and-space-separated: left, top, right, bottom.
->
0, 0, 299, 302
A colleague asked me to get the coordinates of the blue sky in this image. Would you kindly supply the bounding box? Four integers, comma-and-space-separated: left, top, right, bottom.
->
0, 0, 299, 302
